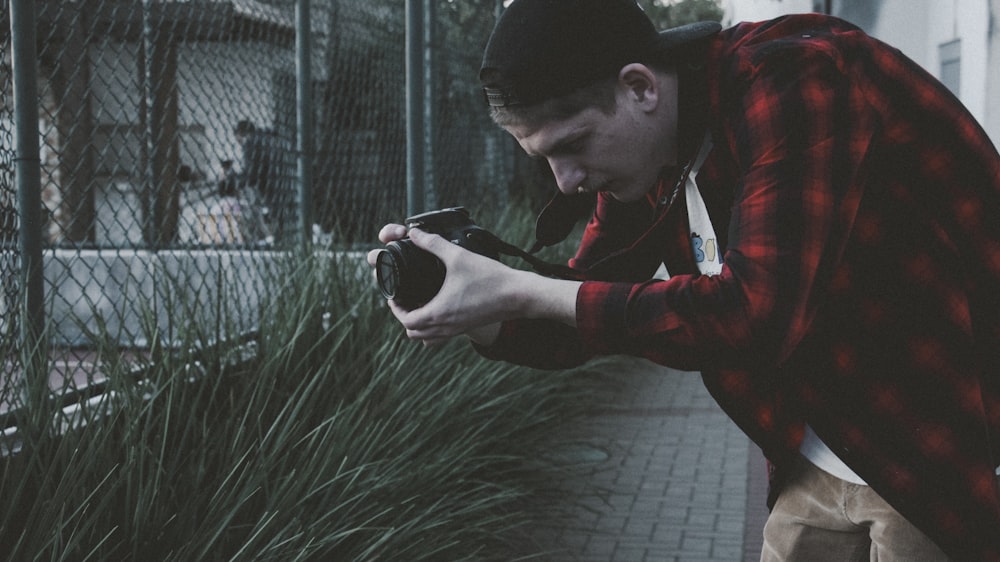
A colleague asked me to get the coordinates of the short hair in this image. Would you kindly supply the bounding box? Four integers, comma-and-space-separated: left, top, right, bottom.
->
234, 119, 256, 136
487, 58, 678, 129
489, 75, 619, 129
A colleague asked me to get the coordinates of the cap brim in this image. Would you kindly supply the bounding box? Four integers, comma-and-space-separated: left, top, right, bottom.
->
653, 21, 722, 53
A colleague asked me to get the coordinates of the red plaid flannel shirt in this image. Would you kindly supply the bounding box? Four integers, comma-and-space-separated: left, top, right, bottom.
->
479, 14, 1000, 559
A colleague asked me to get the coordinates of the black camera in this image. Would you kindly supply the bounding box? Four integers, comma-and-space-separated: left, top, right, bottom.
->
375, 207, 501, 309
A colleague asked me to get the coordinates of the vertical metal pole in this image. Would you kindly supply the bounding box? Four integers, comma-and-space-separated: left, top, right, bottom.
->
140, 0, 155, 245
140, 1, 181, 248
296, 0, 314, 250
422, 0, 436, 210
405, 0, 425, 217
140, 0, 159, 246
9, 0, 46, 396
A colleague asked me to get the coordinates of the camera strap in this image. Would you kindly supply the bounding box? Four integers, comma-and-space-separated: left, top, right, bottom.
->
472, 230, 586, 281
528, 192, 596, 254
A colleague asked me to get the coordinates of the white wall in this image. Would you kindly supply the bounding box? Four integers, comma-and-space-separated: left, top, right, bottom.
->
722, 0, 815, 25
857, 0, 930, 66
43, 249, 271, 346
31, 248, 369, 347
988, 0, 1000, 143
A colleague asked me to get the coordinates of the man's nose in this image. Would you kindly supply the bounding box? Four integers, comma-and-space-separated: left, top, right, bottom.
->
549, 159, 585, 195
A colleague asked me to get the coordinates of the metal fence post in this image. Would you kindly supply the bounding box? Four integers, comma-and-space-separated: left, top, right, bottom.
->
140, 0, 181, 248
405, 0, 426, 217
8, 0, 46, 401
422, 0, 435, 211
297, 0, 314, 250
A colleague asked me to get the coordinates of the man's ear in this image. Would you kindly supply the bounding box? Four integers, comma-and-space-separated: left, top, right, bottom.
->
618, 63, 659, 110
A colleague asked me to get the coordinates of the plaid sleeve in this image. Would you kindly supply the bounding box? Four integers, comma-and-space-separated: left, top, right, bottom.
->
473, 318, 592, 370
576, 43, 874, 370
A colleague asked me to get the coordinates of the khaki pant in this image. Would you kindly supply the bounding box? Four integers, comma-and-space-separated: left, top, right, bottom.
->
761, 455, 950, 562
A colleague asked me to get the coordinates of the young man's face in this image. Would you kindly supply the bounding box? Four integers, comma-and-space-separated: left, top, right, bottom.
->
504, 70, 677, 203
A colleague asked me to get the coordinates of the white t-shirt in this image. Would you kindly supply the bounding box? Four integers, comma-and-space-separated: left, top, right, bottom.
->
684, 134, 723, 277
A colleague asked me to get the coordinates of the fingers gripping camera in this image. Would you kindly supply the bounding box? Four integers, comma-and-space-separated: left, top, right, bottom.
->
375, 208, 501, 310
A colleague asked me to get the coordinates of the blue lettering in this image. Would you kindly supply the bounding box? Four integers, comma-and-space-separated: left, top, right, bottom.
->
691, 233, 705, 262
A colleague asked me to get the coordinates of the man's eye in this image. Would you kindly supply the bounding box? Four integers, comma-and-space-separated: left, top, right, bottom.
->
558, 138, 586, 155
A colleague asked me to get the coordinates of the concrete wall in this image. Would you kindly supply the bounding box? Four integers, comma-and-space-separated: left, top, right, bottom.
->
36, 248, 371, 347
41, 249, 274, 346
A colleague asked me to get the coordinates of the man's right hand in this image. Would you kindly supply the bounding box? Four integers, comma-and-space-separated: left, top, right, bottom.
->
367, 223, 581, 348
367, 223, 503, 346
366, 223, 407, 268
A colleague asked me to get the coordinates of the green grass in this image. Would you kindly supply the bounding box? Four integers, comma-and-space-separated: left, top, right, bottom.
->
0, 204, 619, 561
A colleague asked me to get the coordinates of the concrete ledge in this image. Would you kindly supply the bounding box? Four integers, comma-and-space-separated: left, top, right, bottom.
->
44, 248, 277, 346
0, 248, 369, 347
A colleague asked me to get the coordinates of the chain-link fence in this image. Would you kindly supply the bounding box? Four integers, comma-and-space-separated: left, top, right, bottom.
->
1, 0, 528, 420
2, 7, 18, 406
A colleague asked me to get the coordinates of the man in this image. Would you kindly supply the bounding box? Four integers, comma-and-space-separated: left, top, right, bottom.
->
369, 0, 1000, 559
234, 119, 292, 242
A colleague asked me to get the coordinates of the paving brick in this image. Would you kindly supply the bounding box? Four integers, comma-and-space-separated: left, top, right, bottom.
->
530, 360, 769, 561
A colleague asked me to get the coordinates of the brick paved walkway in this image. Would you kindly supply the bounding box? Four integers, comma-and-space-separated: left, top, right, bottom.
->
535, 358, 770, 561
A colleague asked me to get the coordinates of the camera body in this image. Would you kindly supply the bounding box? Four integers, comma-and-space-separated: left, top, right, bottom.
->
375, 207, 499, 309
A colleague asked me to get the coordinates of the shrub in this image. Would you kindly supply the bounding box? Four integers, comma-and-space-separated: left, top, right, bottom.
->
0, 204, 615, 560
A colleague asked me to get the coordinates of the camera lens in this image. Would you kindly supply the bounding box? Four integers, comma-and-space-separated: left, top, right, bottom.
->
375, 240, 446, 309
375, 249, 400, 299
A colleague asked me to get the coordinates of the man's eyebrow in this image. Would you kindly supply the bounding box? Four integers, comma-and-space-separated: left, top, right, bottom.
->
530, 129, 587, 159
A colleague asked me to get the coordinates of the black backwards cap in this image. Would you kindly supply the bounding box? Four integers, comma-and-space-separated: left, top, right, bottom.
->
480, 0, 721, 108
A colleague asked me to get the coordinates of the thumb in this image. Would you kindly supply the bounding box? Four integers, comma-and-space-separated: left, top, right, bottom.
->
407, 228, 458, 260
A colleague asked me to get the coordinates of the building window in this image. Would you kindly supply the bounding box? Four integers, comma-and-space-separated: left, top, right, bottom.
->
939, 39, 961, 97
